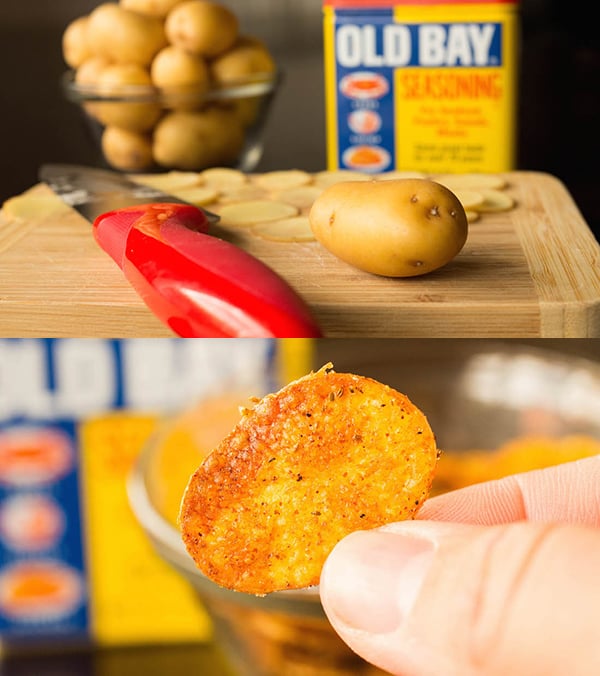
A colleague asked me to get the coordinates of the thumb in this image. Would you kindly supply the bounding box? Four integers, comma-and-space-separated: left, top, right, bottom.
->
320, 520, 600, 676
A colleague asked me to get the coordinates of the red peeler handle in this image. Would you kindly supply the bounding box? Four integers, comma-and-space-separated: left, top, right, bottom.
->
93, 203, 323, 338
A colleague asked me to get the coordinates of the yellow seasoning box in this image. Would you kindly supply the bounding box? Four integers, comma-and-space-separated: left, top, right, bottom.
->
323, 0, 519, 173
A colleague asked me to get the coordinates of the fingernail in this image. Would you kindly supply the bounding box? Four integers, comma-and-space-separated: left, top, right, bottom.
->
321, 529, 435, 635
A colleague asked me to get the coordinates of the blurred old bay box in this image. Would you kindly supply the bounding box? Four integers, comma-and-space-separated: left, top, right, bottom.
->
0, 339, 311, 651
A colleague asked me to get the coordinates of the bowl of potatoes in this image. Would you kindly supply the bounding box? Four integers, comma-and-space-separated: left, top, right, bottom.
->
62, 0, 279, 173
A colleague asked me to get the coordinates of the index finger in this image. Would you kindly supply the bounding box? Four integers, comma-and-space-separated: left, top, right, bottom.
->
418, 455, 600, 527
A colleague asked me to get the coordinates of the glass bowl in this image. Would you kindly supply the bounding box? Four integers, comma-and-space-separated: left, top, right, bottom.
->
128, 340, 600, 676
62, 69, 279, 174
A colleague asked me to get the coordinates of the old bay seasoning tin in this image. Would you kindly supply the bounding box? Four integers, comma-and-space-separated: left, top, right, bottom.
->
323, 0, 519, 174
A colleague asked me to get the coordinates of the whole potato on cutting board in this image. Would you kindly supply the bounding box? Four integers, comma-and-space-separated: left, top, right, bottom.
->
309, 178, 469, 277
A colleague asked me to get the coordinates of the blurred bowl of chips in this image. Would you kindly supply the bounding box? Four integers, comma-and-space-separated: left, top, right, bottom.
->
128, 340, 600, 676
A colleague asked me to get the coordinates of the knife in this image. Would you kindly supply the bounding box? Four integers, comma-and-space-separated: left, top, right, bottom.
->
39, 164, 322, 338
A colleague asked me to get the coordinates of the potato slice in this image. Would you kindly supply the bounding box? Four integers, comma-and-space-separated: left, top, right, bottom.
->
475, 188, 515, 212
274, 186, 323, 210
465, 210, 481, 224
372, 170, 428, 180
130, 171, 204, 191
172, 185, 220, 206
252, 216, 316, 242
453, 189, 485, 210
218, 200, 298, 227
180, 364, 438, 595
313, 170, 370, 189
2, 192, 71, 221
433, 173, 507, 191
253, 170, 313, 191
201, 167, 248, 189
218, 185, 269, 203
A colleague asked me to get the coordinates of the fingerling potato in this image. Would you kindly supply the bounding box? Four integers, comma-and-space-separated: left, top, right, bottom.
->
309, 178, 468, 277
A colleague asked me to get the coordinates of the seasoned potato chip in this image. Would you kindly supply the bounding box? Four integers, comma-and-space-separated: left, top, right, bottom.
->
180, 364, 438, 595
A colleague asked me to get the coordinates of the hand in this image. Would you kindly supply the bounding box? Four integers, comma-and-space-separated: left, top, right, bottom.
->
319, 455, 600, 676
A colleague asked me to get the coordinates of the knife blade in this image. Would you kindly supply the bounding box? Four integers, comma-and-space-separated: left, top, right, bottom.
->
39, 164, 322, 338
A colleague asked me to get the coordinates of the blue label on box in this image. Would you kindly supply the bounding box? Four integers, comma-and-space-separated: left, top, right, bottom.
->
334, 9, 397, 172
0, 419, 89, 642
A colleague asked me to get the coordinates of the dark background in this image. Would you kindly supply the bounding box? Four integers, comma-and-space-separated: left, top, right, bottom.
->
0, 1, 598, 240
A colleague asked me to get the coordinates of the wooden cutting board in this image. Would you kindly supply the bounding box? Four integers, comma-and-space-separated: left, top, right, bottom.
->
1, 171, 599, 337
